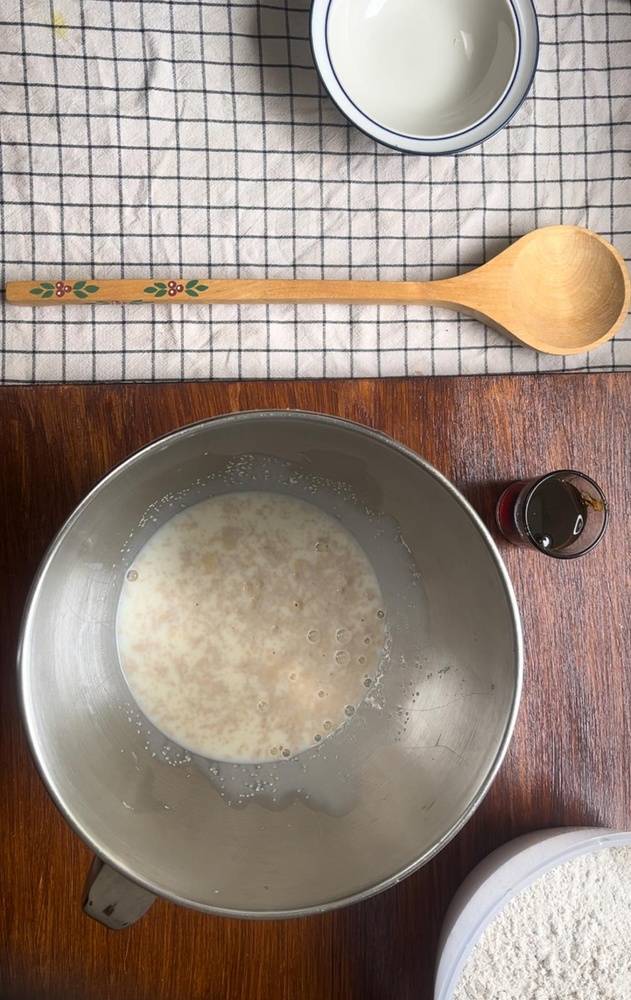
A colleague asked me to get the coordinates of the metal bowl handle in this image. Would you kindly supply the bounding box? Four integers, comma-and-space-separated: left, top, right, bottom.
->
83, 856, 156, 929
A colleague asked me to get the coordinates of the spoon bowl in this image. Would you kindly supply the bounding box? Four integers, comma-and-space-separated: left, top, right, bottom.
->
458, 225, 631, 354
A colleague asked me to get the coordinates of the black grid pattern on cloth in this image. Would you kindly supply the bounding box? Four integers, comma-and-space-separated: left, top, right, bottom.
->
0, 0, 630, 382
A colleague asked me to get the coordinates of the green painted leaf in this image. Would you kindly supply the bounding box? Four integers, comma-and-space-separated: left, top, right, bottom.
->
186, 279, 197, 289
155, 281, 166, 290
31, 287, 43, 295
75, 290, 88, 299
187, 289, 199, 298
144, 286, 157, 294
155, 288, 167, 298
74, 280, 86, 290
42, 289, 54, 298
196, 284, 208, 291
41, 282, 54, 290
85, 285, 99, 293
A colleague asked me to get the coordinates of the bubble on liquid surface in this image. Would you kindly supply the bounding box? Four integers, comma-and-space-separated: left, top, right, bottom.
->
318, 689, 326, 698
307, 629, 320, 644
376, 609, 385, 619
323, 720, 332, 731
363, 635, 372, 645
126, 569, 138, 582
358, 655, 366, 665
336, 627, 351, 644
363, 677, 372, 688
257, 700, 268, 713
281, 748, 291, 758
335, 649, 350, 667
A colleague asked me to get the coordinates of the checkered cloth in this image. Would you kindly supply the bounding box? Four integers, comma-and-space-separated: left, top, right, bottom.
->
1, 0, 630, 382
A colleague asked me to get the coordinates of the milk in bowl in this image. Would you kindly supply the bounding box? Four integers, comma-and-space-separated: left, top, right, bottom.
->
116, 492, 386, 763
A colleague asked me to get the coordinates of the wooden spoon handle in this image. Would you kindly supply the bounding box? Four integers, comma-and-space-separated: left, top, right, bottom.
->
5, 276, 462, 307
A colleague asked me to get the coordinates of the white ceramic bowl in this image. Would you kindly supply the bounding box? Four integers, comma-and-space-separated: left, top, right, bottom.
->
434, 826, 631, 1000
311, 0, 539, 154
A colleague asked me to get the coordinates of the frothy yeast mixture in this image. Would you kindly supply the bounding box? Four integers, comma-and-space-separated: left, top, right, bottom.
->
117, 492, 386, 761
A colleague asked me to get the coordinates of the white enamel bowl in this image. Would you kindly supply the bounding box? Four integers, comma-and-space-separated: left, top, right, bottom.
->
311, 0, 539, 154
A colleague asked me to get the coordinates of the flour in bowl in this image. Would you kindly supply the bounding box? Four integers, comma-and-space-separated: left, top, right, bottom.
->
453, 845, 631, 1000
116, 492, 386, 762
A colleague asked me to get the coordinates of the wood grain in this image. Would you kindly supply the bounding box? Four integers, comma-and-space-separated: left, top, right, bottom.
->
1, 376, 630, 1000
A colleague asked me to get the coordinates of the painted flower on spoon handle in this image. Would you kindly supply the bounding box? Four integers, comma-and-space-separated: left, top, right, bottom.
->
143, 279, 209, 299
29, 280, 100, 300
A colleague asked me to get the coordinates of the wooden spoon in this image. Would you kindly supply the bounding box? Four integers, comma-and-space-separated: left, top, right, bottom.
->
6, 225, 630, 355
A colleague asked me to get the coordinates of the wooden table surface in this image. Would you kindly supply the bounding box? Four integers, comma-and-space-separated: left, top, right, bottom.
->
1, 376, 630, 1000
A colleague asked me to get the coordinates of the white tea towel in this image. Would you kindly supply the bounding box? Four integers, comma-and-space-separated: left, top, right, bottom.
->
0, 0, 630, 381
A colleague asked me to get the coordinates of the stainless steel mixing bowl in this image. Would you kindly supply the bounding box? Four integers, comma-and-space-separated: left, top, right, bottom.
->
19, 411, 521, 924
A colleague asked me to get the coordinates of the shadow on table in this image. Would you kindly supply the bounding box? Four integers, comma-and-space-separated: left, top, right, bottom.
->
332, 758, 606, 1000
246, 0, 373, 149
248, 0, 318, 96
458, 478, 508, 537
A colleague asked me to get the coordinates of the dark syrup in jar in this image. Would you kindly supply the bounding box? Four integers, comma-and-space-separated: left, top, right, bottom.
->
525, 477, 587, 551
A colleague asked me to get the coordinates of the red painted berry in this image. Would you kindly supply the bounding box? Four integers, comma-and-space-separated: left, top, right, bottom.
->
64, 284, 71, 293
168, 288, 177, 297
55, 289, 64, 297
55, 281, 64, 290
168, 281, 177, 289
176, 284, 183, 293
